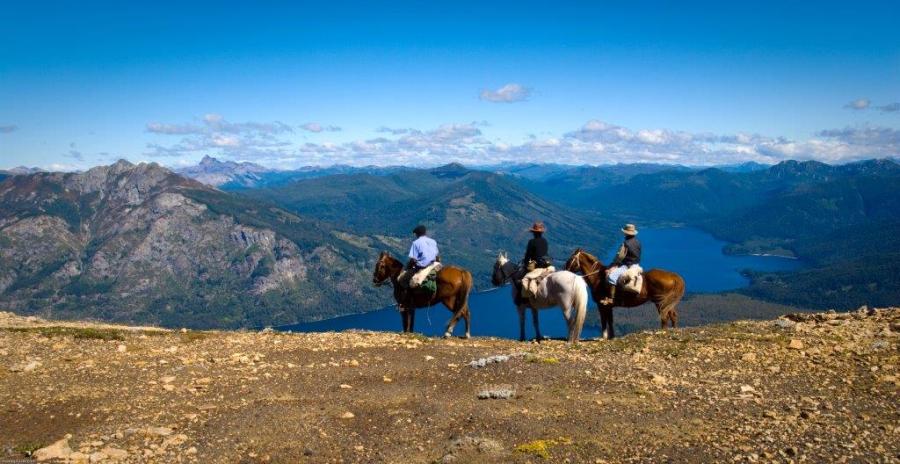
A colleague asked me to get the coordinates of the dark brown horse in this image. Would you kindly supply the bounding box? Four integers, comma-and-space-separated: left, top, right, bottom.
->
372, 251, 474, 338
564, 248, 685, 339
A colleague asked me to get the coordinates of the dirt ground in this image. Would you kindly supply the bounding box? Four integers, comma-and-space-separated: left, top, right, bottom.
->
1, 308, 898, 463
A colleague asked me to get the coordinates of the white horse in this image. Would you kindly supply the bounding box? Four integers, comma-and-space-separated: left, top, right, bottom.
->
491, 252, 588, 344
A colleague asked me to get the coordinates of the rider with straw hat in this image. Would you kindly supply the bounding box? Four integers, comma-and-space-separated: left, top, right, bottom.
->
601, 223, 642, 305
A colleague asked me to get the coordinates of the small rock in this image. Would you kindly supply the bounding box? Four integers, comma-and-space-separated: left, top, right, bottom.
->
741, 353, 757, 362
424, 355, 435, 361
101, 447, 128, 461
788, 339, 804, 350
774, 319, 796, 329
34, 438, 72, 462
116, 344, 127, 353
740, 385, 756, 393
340, 384, 353, 389
651, 374, 667, 385
144, 427, 173, 437
341, 411, 355, 419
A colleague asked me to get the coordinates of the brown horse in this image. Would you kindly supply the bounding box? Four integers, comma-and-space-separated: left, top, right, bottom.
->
372, 251, 474, 338
564, 248, 685, 339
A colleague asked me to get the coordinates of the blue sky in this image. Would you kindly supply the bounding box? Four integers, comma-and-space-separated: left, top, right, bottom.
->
1, 1, 898, 170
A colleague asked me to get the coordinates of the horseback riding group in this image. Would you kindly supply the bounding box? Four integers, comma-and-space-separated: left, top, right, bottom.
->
372, 221, 685, 343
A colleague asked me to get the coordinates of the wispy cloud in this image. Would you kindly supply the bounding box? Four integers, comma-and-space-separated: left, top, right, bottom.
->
844, 98, 871, 110
145, 114, 294, 158
877, 102, 900, 113
479, 83, 531, 103
64, 142, 85, 161
0, 125, 18, 134
300, 122, 342, 133
843, 99, 900, 113
146, 114, 900, 168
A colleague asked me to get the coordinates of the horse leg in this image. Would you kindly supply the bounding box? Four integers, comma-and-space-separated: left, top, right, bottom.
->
463, 307, 471, 339
561, 303, 575, 344
409, 309, 416, 333
531, 307, 543, 342
517, 306, 526, 342
403, 310, 412, 333
443, 311, 460, 338
601, 306, 614, 340
669, 309, 678, 329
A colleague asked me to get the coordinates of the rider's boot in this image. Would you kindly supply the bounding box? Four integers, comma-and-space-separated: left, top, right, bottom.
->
600, 286, 616, 305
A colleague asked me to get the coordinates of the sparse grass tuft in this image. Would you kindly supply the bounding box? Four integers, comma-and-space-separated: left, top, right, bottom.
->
514, 437, 573, 459
526, 355, 559, 364
3, 326, 126, 341
179, 331, 210, 343
15, 441, 45, 456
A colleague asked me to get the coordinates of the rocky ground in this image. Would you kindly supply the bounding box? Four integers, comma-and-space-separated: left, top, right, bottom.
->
1, 308, 898, 463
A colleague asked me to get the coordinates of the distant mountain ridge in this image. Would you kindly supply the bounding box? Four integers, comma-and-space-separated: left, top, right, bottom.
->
174, 156, 411, 189
0, 160, 387, 328
242, 163, 616, 282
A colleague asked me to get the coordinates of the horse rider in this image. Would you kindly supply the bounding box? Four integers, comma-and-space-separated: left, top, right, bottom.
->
601, 223, 641, 305
521, 221, 554, 298
523, 221, 551, 271
398, 224, 440, 309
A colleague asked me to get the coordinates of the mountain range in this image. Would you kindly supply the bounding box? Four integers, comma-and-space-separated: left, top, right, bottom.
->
2, 157, 899, 328
0, 160, 611, 328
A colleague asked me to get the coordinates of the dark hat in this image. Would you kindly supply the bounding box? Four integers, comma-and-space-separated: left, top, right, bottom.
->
529, 221, 546, 233
412, 224, 427, 236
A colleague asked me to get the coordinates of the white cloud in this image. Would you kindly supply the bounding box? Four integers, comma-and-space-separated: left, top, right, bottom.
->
145, 114, 294, 158
300, 122, 342, 133
844, 98, 871, 110
479, 83, 531, 103
145, 114, 900, 168
877, 102, 900, 113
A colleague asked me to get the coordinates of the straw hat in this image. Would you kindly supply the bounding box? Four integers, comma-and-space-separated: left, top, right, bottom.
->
621, 224, 638, 236
529, 221, 546, 233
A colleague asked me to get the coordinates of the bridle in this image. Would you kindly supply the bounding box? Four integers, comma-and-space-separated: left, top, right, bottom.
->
570, 250, 604, 278
493, 259, 518, 284
373, 257, 397, 288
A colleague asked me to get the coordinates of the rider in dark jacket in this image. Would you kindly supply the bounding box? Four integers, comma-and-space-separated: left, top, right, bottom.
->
523, 221, 551, 269
601, 223, 642, 305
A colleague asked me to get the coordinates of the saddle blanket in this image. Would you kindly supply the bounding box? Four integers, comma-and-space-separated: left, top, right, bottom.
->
521, 266, 556, 299
410, 262, 442, 288
616, 265, 644, 294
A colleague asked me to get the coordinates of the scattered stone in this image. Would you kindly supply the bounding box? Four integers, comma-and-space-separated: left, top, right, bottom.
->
740, 385, 756, 393
100, 447, 128, 461
651, 374, 667, 385
341, 411, 355, 419
742, 353, 757, 362
34, 438, 72, 462
469, 354, 511, 368
477, 386, 516, 399
774, 319, 796, 329
424, 355, 435, 361
144, 427, 173, 437
788, 339, 805, 350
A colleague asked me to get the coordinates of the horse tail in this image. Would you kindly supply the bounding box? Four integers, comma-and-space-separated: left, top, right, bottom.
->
660, 274, 686, 323
458, 269, 473, 313
570, 276, 588, 342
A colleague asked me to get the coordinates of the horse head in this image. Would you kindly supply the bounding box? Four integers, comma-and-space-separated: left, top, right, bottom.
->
491, 251, 517, 286
372, 251, 399, 286
565, 248, 603, 275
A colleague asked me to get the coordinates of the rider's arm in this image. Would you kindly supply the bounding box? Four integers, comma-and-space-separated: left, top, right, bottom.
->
612, 244, 626, 266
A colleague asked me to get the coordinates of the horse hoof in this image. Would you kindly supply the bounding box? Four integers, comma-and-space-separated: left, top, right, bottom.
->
464, 333, 471, 339
443, 332, 451, 339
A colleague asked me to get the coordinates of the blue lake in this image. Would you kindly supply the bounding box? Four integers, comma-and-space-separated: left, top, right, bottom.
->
281, 227, 802, 339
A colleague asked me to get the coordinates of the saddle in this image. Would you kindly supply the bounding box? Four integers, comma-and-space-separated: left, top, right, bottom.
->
521, 266, 555, 299
617, 265, 644, 294
410, 262, 442, 290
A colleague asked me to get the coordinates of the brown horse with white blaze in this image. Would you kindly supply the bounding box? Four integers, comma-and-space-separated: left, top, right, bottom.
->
564, 248, 685, 339
372, 251, 474, 338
